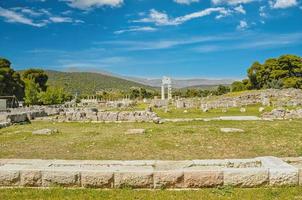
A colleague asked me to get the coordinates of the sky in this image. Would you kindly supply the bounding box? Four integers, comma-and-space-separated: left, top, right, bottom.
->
0, 0, 302, 79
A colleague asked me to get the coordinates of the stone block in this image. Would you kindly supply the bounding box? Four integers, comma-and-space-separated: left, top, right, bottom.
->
184, 170, 223, 188
114, 171, 153, 188
21, 170, 42, 187
81, 171, 114, 188
0, 170, 20, 186
42, 171, 80, 187
224, 168, 268, 187
269, 168, 298, 186
154, 170, 184, 188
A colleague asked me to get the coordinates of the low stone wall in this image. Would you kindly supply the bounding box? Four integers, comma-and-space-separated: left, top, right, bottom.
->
262, 108, 302, 119
57, 109, 159, 123
201, 89, 302, 110
0, 157, 299, 189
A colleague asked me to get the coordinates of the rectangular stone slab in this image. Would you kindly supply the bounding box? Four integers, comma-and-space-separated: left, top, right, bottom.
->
223, 168, 269, 187
183, 170, 223, 188
154, 170, 184, 188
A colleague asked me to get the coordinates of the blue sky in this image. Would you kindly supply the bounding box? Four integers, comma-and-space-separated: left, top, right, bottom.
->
0, 0, 302, 79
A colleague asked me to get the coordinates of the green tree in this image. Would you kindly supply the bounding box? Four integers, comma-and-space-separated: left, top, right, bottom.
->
24, 79, 40, 105
231, 81, 246, 92
0, 58, 25, 100
214, 85, 230, 96
38, 87, 69, 105
245, 54, 302, 90
23, 68, 48, 91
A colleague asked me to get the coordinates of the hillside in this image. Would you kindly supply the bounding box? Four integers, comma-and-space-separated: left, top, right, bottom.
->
44, 70, 156, 95
124, 77, 234, 88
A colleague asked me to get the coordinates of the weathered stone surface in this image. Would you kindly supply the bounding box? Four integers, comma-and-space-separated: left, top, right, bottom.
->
42, 171, 80, 187
154, 170, 184, 188
200, 89, 302, 110
32, 129, 58, 135
184, 170, 223, 188
125, 129, 146, 135
269, 168, 298, 186
21, 170, 42, 187
81, 171, 113, 188
0, 170, 20, 186
224, 168, 268, 187
114, 171, 153, 188
220, 128, 245, 133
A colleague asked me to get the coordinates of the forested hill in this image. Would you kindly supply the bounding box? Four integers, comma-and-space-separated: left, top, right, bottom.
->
44, 70, 156, 95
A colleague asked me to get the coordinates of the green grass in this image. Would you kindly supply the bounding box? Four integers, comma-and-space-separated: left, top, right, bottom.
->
154, 105, 272, 119
1, 120, 302, 160
1, 187, 302, 200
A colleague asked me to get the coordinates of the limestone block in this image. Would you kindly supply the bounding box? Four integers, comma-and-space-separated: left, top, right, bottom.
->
224, 168, 268, 187
21, 170, 42, 187
42, 171, 80, 187
81, 171, 114, 188
220, 128, 244, 133
32, 129, 58, 135
269, 168, 298, 186
114, 171, 153, 188
0, 170, 20, 186
184, 170, 223, 188
154, 170, 184, 188
125, 129, 146, 135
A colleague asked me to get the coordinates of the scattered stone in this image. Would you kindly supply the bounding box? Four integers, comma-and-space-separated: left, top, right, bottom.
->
240, 108, 246, 113
220, 128, 245, 133
259, 107, 265, 113
125, 129, 146, 135
32, 128, 58, 135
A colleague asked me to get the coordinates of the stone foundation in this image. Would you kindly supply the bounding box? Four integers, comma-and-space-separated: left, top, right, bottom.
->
0, 157, 300, 189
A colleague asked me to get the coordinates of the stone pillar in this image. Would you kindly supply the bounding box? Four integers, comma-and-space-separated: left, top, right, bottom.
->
168, 84, 172, 100
161, 85, 165, 100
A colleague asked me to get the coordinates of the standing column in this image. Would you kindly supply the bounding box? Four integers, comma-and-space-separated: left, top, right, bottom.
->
161, 85, 165, 100
168, 84, 172, 100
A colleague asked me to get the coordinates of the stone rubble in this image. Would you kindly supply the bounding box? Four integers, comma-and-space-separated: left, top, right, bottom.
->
262, 108, 302, 119
200, 89, 302, 110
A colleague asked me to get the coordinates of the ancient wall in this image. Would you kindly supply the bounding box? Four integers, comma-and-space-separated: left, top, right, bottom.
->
0, 157, 300, 189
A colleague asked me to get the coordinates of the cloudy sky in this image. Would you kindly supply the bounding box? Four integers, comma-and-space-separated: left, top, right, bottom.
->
0, 0, 301, 78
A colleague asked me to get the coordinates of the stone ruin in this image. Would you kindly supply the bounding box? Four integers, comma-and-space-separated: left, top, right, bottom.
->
0, 156, 300, 189
262, 108, 302, 119
0, 105, 161, 129
55, 108, 159, 123
200, 89, 302, 110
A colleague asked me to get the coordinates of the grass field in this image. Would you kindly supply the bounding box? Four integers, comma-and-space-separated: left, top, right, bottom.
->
1, 187, 302, 200
1, 120, 302, 160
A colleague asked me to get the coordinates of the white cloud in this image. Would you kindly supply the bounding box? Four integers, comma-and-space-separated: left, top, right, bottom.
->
0, 6, 83, 27
114, 26, 157, 34
0, 7, 47, 27
259, 6, 267, 17
134, 7, 231, 26
237, 20, 248, 30
173, 0, 199, 5
234, 5, 246, 14
98, 35, 235, 50
61, 0, 123, 10
49, 16, 73, 23
212, 0, 254, 5
269, 0, 298, 9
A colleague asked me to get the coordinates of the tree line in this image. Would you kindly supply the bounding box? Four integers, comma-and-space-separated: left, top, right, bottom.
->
231, 54, 302, 92
0, 58, 70, 105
